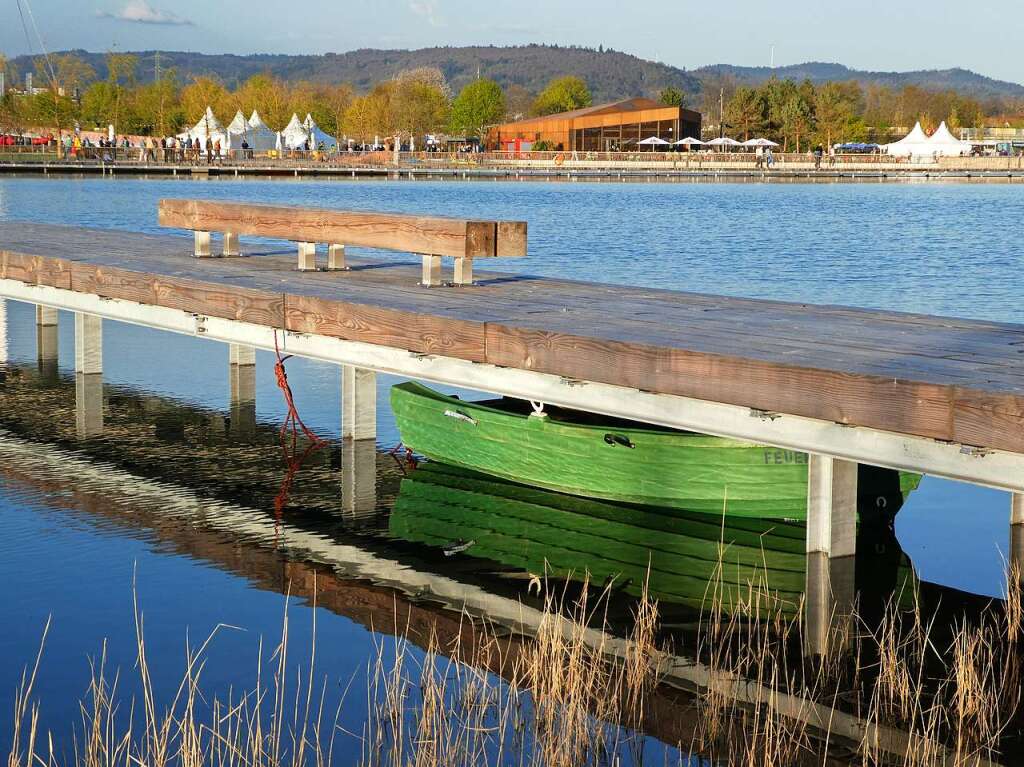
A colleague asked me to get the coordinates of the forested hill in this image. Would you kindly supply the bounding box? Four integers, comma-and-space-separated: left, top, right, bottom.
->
9, 46, 1024, 103
8, 46, 701, 103
693, 62, 1024, 101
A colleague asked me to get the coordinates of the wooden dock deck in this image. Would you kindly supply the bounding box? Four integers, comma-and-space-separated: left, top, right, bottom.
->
2, 219, 1023, 450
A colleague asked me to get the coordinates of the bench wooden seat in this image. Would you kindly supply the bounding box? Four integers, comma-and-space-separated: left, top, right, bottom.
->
158, 199, 527, 286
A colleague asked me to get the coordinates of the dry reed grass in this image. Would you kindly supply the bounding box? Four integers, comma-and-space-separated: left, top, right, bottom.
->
7, 556, 1024, 767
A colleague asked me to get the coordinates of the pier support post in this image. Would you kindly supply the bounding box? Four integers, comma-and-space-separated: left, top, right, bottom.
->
341, 365, 376, 442
1011, 494, 1024, 568
0, 298, 7, 367
421, 255, 442, 287
297, 242, 317, 271
75, 372, 104, 439
805, 454, 858, 656
229, 344, 256, 440
193, 230, 212, 257
36, 305, 58, 382
222, 231, 241, 257
327, 244, 348, 270
74, 313, 103, 375
342, 438, 377, 516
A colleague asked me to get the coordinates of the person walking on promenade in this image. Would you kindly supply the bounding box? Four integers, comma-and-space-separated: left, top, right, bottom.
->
755, 145, 764, 170
204, 136, 213, 164
765, 147, 774, 169
813, 144, 823, 171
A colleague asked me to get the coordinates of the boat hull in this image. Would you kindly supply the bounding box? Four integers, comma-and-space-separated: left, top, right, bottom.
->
390, 382, 919, 519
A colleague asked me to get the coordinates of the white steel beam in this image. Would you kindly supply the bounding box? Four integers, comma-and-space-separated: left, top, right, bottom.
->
5, 279, 1024, 493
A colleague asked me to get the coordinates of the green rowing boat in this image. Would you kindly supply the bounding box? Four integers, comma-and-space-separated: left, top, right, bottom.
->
389, 462, 917, 615
390, 381, 920, 519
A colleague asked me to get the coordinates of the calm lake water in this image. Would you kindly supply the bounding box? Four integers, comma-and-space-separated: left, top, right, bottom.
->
0, 175, 1021, 762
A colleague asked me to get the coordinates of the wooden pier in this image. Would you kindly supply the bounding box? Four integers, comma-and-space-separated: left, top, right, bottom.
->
2, 200, 1024, 653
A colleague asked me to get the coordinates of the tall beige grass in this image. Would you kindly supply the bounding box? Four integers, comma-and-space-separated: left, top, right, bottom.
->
7, 560, 1024, 767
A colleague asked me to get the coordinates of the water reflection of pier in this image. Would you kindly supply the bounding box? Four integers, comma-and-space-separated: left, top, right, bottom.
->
0, 360, 1007, 763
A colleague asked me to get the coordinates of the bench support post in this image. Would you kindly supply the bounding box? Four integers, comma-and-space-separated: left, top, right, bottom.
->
229, 343, 256, 440
193, 230, 212, 257
805, 454, 857, 657
421, 255, 443, 287
341, 365, 376, 442
74, 313, 103, 375
222, 232, 240, 257
328, 244, 348, 271
297, 242, 317, 271
342, 438, 377, 516
454, 256, 474, 286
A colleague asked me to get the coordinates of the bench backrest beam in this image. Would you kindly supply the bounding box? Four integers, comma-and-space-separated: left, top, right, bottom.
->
159, 199, 527, 259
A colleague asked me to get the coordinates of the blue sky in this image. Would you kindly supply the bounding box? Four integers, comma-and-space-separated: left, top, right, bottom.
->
4, 0, 1022, 84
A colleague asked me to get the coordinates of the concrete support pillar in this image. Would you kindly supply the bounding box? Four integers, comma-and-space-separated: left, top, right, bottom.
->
74, 313, 103, 375
1011, 493, 1024, 568
341, 365, 376, 442
454, 256, 474, 286
222, 231, 240, 257
805, 552, 856, 657
36, 305, 58, 382
327, 244, 348, 271
193, 230, 212, 257
75, 373, 104, 439
342, 438, 377, 516
297, 242, 317, 271
229, 344, 256, 440
805, 454, 858, 657
806, 454, 858, 558
421, 255, 442, 287
0, 298, 8, 366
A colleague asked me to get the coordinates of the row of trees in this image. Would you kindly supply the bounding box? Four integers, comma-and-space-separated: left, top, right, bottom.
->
703, 75, 996, 151
0, 52, 599, 141
0, 51, 1013, 148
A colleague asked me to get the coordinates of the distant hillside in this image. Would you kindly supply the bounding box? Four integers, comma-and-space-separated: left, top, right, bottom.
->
693, 62, 1024, 101
9, 47, 1023, 104
8, 45, 702, 103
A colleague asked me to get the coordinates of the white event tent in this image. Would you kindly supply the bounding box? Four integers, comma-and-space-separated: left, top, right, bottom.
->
927, 121, 972, 157
884, 122, 932, 157
279, 113, 311, 150
303, 113, 337, 150
178, 107, 228, 147
224, 110, 278, 152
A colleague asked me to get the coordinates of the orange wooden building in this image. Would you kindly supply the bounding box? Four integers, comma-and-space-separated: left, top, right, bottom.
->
486, 98, 702, 152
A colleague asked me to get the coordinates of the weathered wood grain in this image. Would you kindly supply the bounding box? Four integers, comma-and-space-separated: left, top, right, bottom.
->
285, 294, 487, 361
158, 199, 526, 259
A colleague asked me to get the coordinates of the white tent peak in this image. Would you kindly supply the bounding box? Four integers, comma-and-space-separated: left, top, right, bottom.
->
225, 110, 248, 134
248, 110, 269, 129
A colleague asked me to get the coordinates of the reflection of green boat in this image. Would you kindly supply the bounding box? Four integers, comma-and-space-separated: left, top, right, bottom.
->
391, 463, 880, 615
390, 382, 920, 519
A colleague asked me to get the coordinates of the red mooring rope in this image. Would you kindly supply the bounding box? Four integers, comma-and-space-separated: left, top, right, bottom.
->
272, 330, 326, 520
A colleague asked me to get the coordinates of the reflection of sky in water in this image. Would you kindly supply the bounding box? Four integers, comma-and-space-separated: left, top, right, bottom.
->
0, 176, 1019, 757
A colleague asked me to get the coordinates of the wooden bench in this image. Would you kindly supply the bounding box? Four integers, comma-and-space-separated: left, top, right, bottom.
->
157, 199, 527, 287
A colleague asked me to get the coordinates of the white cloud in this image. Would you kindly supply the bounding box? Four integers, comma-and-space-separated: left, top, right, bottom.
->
97, 0, 194, 25
408, 0, 443, 28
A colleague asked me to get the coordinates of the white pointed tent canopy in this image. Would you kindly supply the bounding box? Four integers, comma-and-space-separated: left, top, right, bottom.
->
224, 110, 278, 152
177, 107, 228, 147
279, 113, 311, 150
927, 121, 972, 157
884, 121, 934, 157
303, 113, 338, 151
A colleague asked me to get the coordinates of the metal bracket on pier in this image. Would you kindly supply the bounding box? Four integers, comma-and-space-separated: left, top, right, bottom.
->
750, 408, 781, 421
560, 376, 586, 387
960, 445, 992, 458
193, 314, 208, 335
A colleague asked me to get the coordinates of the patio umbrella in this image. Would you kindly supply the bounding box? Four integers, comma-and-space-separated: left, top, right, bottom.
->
637, 136, 671, 151
742, 137, 779, 147
673, 137, 704, 146
705, 137, 742, 146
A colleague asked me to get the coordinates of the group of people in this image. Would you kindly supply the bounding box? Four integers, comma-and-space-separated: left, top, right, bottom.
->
754, 145, 776, 169
58, 133, 231, 163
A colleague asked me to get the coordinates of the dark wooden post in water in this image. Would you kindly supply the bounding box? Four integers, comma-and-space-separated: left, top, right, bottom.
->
1012, 494, 1024, 568
157, 199, 527, 287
